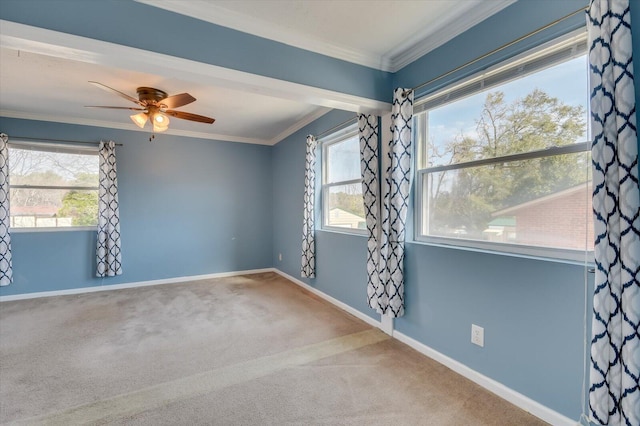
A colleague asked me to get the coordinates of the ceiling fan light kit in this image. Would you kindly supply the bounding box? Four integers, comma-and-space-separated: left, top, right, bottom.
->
130, 112, 149, 129
130, 105, 170, 133
87, 81, 215, 135
151, 112, 169, 132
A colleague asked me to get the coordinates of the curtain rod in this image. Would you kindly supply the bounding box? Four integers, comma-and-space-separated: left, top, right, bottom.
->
404, 6, 587, 97
314, 7, 587, 135
314, 116, 357, 139
8, 136, 123, 146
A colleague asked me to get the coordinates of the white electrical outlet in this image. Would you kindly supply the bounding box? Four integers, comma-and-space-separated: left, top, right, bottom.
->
278, 253, 282, 261
471, 324, 484, 347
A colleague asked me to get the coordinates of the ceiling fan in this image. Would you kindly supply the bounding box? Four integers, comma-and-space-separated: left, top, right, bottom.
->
86, 81, 215, 133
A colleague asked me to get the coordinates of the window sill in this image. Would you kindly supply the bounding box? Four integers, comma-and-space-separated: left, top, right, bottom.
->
11, 226, 97, 233
408, 237, 594, 267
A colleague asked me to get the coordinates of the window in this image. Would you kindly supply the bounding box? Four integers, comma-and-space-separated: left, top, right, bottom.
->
8, 142, 99, 229
414, 31, 592, 260
321, 125, 366, 233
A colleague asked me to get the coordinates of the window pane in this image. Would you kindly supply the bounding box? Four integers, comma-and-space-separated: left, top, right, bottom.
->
326, 135, 360, 183
422, 152, 593, 251
9, 147, 99, 187
325, 184, 365, 230
10, 188, 99, 228
423, 55, 588, 168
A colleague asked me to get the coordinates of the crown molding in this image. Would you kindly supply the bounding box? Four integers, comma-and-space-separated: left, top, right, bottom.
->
268, 108, 331, 145
0, 21, 391, 146
0, 110, 272, 145
0, 108, 348, 146
136, 0, 514, 73
0, 20, 389, 113
384, 0, 517, 72
135, 0, 391, 71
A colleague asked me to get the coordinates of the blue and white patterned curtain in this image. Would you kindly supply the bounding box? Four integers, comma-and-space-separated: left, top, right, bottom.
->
358, 114, 382, 311
0, 133, 12, 286
96, 141, 122, 277
587, 1, 640, 425
301, 135, 317, 278
378, 89, 413, 317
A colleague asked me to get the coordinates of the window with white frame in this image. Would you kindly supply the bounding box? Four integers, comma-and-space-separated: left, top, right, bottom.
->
414, 31, 592, 260
8, 142, 99, 229
321, 125, 366, 233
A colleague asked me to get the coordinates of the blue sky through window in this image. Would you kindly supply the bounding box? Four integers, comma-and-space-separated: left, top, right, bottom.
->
427, 55, 588, 166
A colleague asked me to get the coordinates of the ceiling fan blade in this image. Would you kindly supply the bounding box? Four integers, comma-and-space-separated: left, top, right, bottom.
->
165, 110, 215, 124
85, 105, 146, 111
160, 93, 196, 109
88, 81, 144, 106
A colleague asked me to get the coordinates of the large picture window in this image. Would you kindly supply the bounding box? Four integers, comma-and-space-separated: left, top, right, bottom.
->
414, 31, 592, 260
8, 142, 99, 229
321, 125, 366, 234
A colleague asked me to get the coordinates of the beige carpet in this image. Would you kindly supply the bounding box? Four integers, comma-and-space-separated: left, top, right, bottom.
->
0, 272, 545, 425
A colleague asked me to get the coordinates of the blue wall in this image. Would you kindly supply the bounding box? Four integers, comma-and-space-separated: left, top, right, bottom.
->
393, 0, 595, 419
272, 109, 377, 320
2, 0, 640, 422
0, 117, 273, 296
269, 0, 637, 421
393, 0, 588, 97
0, 0, 391, 102
271, 111, 593, 420
400, 245, 592, 418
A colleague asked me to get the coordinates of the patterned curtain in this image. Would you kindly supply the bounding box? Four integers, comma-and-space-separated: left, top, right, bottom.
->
378, 89, 414, 317
587, 1, 640, 425
358, 114, 382, 311
301, 135, 317, 278
0, 133, 12, 286
96, 141, 122, 277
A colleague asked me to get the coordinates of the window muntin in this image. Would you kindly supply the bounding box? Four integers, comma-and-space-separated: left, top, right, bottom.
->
321, 127, 366, 233
415, 32, 592, 260
9, 143, 99, 229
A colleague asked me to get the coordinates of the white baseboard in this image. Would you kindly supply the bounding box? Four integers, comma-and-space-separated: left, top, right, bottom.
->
272, 268, 381, 329
274, 268, 576, 426
393, 330, 577, 426
0, 268, 273, 302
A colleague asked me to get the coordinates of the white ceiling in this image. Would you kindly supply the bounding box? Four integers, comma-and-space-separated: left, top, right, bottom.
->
139, 0, 515, 72
0, 1, 514, 145
0, 47, 328, 145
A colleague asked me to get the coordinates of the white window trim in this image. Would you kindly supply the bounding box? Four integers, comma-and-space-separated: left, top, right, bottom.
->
412, 29, 593, 263
320, 124, 367, 236
409, 237, 594, 265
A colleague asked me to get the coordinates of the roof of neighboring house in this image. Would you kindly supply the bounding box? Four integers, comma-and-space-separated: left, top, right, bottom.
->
492, 182, 592, 216
11, 205, 59, 216
487, 217, 516, 227
329, 208, 365, 222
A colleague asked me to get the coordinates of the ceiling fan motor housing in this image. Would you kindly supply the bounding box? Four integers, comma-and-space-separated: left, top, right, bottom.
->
87, 81, 215, 127
136, 87, 168, 105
